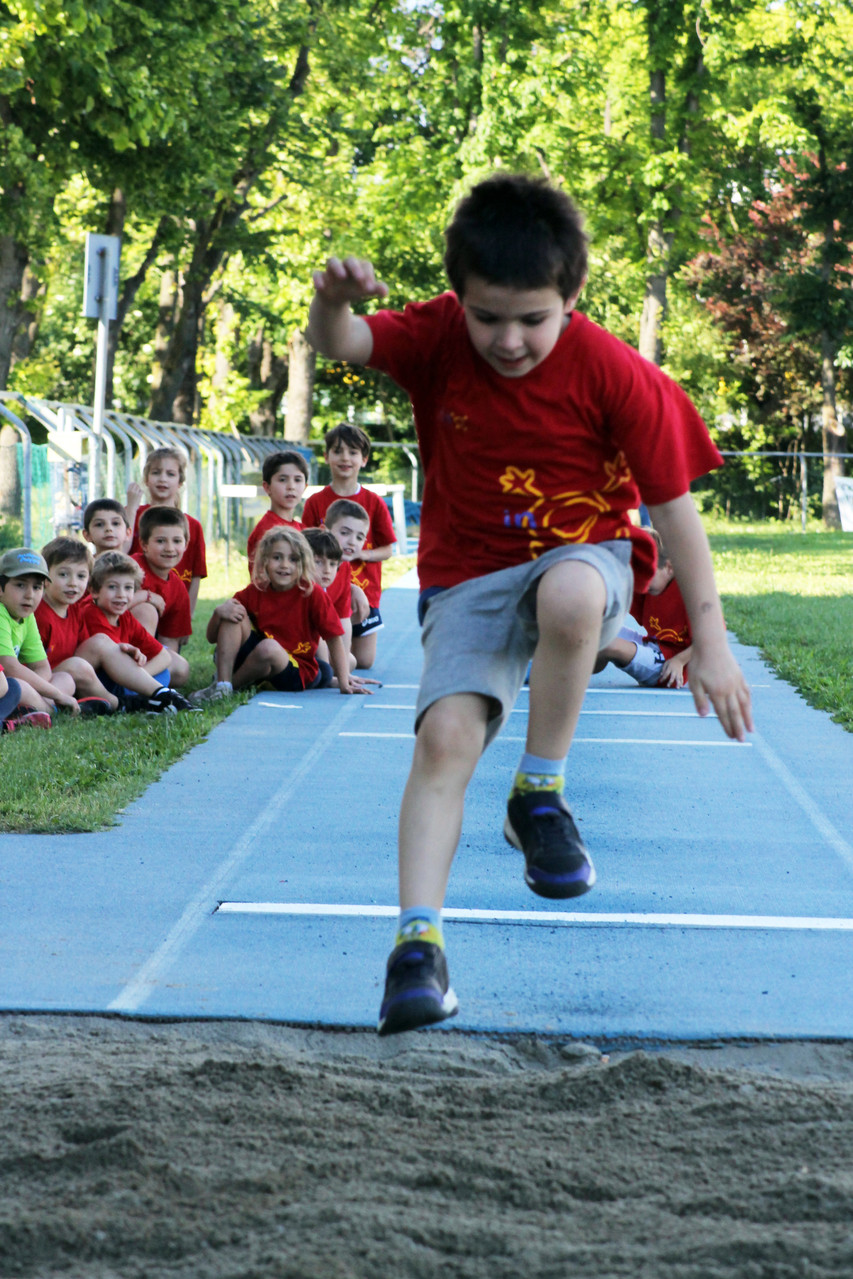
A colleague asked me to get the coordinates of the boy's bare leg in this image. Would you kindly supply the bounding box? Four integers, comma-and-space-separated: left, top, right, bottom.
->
130, 601, 160, 634
397, 693, 490, 910
593, 634, 637, 674
54, 655, 120, 709
76, 635, 162, 698
525, 559, 606, 759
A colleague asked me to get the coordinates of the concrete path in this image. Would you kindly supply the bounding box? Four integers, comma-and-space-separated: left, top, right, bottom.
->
3, 578, 853, 1042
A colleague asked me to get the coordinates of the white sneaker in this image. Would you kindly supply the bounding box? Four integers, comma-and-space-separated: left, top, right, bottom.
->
190, 680, 233, 704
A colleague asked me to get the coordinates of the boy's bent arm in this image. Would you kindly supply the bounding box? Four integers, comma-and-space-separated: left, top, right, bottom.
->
307, 256, 386, 364
646, 493, 753, 741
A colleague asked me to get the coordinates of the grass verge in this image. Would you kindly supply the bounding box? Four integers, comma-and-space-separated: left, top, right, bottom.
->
708, 522, 853, 732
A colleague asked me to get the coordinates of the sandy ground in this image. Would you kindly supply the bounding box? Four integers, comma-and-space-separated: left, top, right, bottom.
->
2, 1016, 853, 1279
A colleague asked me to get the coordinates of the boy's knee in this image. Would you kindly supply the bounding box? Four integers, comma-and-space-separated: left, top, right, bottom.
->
537, 560, 606, 640
415, 695, 489, 770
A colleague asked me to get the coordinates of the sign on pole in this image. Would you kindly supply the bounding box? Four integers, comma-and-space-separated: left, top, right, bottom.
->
82, 233, 121, 501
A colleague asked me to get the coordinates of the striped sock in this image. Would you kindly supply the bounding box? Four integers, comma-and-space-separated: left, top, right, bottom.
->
395, 905, 444, 949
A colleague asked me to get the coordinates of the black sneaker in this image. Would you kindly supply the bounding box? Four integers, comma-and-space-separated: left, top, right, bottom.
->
504, 791, 596, 899
77, 697, 113, 717
116, 692, 148, 714
144, 688, 200, 714
377, 940, 459, 1036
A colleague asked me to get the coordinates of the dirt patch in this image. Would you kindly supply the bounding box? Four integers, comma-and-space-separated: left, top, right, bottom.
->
2, 1016, 853, 1278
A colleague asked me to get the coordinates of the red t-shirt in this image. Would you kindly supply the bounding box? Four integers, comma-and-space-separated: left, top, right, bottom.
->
130, 505, 208, 587
630, 579, 691, 662
365, 294, 722, 593
324, 560, 353, 619
247, 511, 303, 575
233, 581, 344, 688
302, 485, 396, 608
131, 554, 192, 640
35, 599, 89, 667
80, 603, 164, 661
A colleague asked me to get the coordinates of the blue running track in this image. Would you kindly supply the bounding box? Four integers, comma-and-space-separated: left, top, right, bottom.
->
3, 577, 853, 1042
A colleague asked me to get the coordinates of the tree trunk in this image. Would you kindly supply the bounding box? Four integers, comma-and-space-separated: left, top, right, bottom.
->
0, 422, 21, 517
101, 187, 126, 408
820, 332, 845, 529
638, 65, 670, 364
247, 325, 289, 436
0, 235, 29, 389
284, 329, 315, 444
148, 267, 178, 415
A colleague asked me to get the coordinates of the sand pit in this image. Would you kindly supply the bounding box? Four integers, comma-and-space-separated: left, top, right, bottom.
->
2, 1016, 853, 1278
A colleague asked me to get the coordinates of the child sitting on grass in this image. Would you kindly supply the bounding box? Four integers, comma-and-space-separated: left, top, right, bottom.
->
247, 450, 309, 575
0, 547, 80, 721
196, 527, 366, 701
129, 446, 207, 615
302, 424, 396, 670
594, 529, 694, 688
35, 537, 118, 715
80, 552, 197, 714
130, 507, 192, 683
0, 659, 49, 731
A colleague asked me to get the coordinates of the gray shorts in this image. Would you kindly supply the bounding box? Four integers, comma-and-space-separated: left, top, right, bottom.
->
416, 541, 634, 746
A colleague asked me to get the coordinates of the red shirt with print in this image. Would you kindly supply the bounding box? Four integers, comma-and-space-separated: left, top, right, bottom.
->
365, 294, 722, 593
233, 581, 343, 688
324, 559, 353, 619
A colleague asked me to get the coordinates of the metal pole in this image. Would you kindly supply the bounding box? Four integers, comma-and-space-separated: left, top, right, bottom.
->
800, 452, 808, 533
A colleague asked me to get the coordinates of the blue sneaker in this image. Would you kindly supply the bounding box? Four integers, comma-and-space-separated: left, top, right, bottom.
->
377, 940, 459, 1036
504, 790, 596, 899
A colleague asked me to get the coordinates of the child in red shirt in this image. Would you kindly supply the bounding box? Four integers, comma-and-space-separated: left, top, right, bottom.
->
80, 552, 197, 713
302, 423, 396, 669
130, 508, 192, 687
200, 527, 365, 700
308, 171, 753, 1036
594, 529, 693, 687
247, 450, 309, 575
129, 447, 207, 614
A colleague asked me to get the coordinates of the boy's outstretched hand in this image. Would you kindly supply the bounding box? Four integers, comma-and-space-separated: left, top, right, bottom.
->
312, 256, 388, 306
688, 644, 754, 742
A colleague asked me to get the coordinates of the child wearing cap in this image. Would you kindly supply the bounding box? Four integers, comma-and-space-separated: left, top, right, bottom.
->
0, 547, 80, 719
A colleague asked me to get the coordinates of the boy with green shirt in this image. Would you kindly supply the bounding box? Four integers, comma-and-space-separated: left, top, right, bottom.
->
0, 548, 79, 718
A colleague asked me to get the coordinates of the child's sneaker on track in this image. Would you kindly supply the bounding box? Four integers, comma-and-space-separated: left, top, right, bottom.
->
3, 710, 52, 732
504, 790, 596, 899
377, 940, 459, 1036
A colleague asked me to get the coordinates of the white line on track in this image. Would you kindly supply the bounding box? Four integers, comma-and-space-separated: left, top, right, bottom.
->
257, 702, 304, 709
216, 901, 853, 931
339, 731, 750, 747
365, 704, 717, 719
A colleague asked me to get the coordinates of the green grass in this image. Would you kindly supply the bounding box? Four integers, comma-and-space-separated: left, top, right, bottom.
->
2, 530, 851, 833
708, 522, 853, 733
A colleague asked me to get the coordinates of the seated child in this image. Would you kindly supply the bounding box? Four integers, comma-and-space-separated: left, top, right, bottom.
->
130, 507, 192, 684
197, 527, 364, 700
247, 450, 309, 575
0, 547, 80, 718
595, 529, 693, 688
302, 423, 396, 669
82, 497, 133, 556
35, 537, 118, 714
129, 446, 207, 614
302, 528, 378, 690
0, 659, 50, 731
323, 498, 383, 666
80, 552, 197, 713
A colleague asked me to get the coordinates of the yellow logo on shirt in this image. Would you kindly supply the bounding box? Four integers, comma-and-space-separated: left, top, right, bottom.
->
499, 454, 634, 556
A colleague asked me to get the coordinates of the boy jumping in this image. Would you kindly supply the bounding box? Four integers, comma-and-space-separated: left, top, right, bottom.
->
307, 173, 753, 1037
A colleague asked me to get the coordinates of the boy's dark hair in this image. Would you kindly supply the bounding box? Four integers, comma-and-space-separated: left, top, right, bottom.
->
83, 498, 129, 532
139, 506, 189, 543
42, 537, 93, 572
444, 173, 588, 301
325, 498, 370, 529
262, 449, 310, 485
324, 423, 371, 461
302, 528, 343, 562
90, 551, 143, 593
